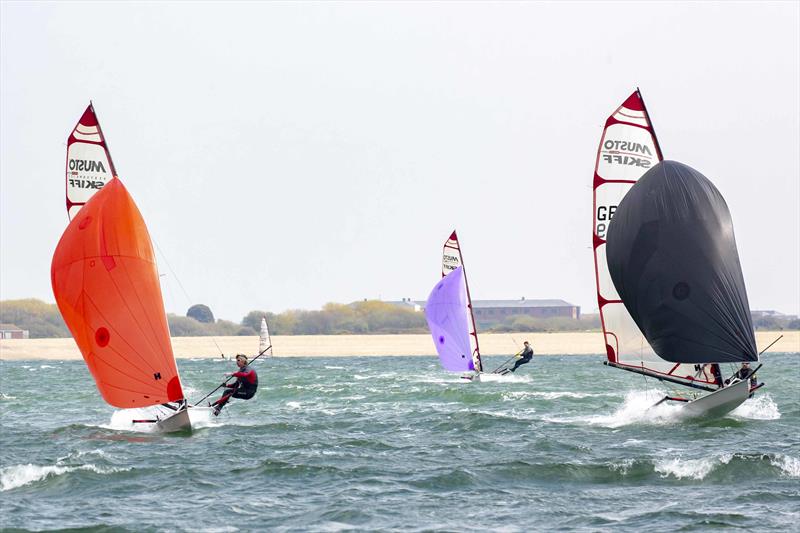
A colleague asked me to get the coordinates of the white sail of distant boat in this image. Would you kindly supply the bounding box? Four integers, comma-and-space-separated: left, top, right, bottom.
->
259, 317, 273, 357
592, 90, 762, 418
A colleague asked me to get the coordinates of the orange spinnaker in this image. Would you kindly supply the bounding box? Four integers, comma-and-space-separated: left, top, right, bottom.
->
51, 178, 184, 408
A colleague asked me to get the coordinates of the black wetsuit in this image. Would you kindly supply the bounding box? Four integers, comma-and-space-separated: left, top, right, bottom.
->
727, 366, 757, 388
510, 345, 534, 372
212, 364, 258, 413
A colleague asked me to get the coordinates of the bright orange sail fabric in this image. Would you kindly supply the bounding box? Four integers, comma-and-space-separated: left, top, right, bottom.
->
51, 178, 184, 408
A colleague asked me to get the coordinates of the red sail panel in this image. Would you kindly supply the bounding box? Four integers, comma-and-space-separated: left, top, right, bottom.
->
66, 103, 116, 220
51, 178, 184, 408
441, 231, 483, 372
591, 90, 717, 387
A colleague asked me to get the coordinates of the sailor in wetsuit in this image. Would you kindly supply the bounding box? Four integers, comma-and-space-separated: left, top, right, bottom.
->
211, 354, 258, 416
508, 341, 534, 373
725, 361, 757, 388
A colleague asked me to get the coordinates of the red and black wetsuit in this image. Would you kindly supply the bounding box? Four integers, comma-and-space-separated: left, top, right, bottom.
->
212, 364, 258, 412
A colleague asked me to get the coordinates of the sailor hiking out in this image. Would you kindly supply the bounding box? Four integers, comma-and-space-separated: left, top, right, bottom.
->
211, 354, 258, 416
497, 341, 534, 375
509, 341, 534, 372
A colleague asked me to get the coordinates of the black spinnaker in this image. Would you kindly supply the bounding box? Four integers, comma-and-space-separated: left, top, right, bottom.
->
606, 160, 758, 364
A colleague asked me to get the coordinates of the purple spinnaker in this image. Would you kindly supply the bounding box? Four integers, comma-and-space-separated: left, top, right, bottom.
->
424, 266, 474, 372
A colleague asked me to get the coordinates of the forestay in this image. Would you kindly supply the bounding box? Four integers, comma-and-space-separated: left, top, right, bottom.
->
606, 161, 758, 364
425, 267, 475, 372
65, 103, 116, 220
592, 90, 717, 387
441, 231, 483, 372
51, 178, 185, 408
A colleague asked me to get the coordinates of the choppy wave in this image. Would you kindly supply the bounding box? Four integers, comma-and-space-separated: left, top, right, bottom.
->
770, 454, 800, 478
1, 463, 129, 491
655, 454, 733, 480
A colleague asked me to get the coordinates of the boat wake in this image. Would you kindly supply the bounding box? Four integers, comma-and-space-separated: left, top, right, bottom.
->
101, 405, 222, 433
478, 373, 532, 383
545, 390, 686, 428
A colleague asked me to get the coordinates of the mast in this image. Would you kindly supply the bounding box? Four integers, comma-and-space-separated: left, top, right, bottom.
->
636, 87, 664, 160
442, 231, 483, 372
90, 101, 117, 177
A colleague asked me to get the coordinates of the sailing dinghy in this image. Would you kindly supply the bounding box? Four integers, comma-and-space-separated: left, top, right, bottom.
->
259, 317, 273, 357
425, 231, 499, 381
52, 105, 207, 432
592, 91, 762, 418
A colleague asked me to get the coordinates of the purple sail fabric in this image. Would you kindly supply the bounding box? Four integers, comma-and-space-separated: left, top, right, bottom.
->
424, 266, 474, 372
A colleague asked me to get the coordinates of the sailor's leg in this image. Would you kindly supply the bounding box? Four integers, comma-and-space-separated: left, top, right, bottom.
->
211, 390, 235, 414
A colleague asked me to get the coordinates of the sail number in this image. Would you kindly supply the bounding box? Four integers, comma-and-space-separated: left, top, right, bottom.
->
595, 205, 617, 239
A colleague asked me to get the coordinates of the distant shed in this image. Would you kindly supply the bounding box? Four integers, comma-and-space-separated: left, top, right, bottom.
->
0, 324, 30, 339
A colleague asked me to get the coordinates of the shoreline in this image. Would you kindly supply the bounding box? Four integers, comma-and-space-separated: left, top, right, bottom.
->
0, 331, 797, 361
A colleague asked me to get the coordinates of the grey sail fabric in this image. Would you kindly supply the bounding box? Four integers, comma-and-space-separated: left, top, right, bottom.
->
606, 160, 757, 363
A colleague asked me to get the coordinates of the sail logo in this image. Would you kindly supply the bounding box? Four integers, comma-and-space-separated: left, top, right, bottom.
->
68, 178, 106, 190
69, 159, 108, 173
601, 140, 654, 169
443, 254, 460, 271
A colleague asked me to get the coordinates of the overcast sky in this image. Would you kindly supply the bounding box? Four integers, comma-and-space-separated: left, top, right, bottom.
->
1, 2, 798, 323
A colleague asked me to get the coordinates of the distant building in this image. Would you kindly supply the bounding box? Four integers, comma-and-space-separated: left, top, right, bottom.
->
752, 310, 797, 319
472, 298, 580, 320
387, 298, 580, 319
0, 324, 29, 339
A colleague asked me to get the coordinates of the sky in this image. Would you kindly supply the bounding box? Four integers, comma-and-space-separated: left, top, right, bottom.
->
1, 1, 798, 323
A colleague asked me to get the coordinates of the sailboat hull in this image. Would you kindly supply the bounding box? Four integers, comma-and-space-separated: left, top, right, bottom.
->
156, 407, 192, 433
681, 378, 750, 419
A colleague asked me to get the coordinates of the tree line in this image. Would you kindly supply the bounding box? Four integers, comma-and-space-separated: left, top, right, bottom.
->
2, 298, 797, 339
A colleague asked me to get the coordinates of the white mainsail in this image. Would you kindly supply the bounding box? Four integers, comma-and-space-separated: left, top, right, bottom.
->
259, 317, 273, 357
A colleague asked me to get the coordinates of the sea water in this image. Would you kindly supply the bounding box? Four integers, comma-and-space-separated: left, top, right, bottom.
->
1, 353, 798, 531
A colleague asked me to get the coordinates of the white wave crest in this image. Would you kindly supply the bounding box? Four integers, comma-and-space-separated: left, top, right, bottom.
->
771, 455, 800, 478
0, 393, 16, 401
655, 453, 733, 480
609, 458, 636, 475
1, 463, 127, 491
731, 394, 780, 420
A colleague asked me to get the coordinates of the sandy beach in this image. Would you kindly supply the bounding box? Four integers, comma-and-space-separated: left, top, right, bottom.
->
0, 331, 796, 360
